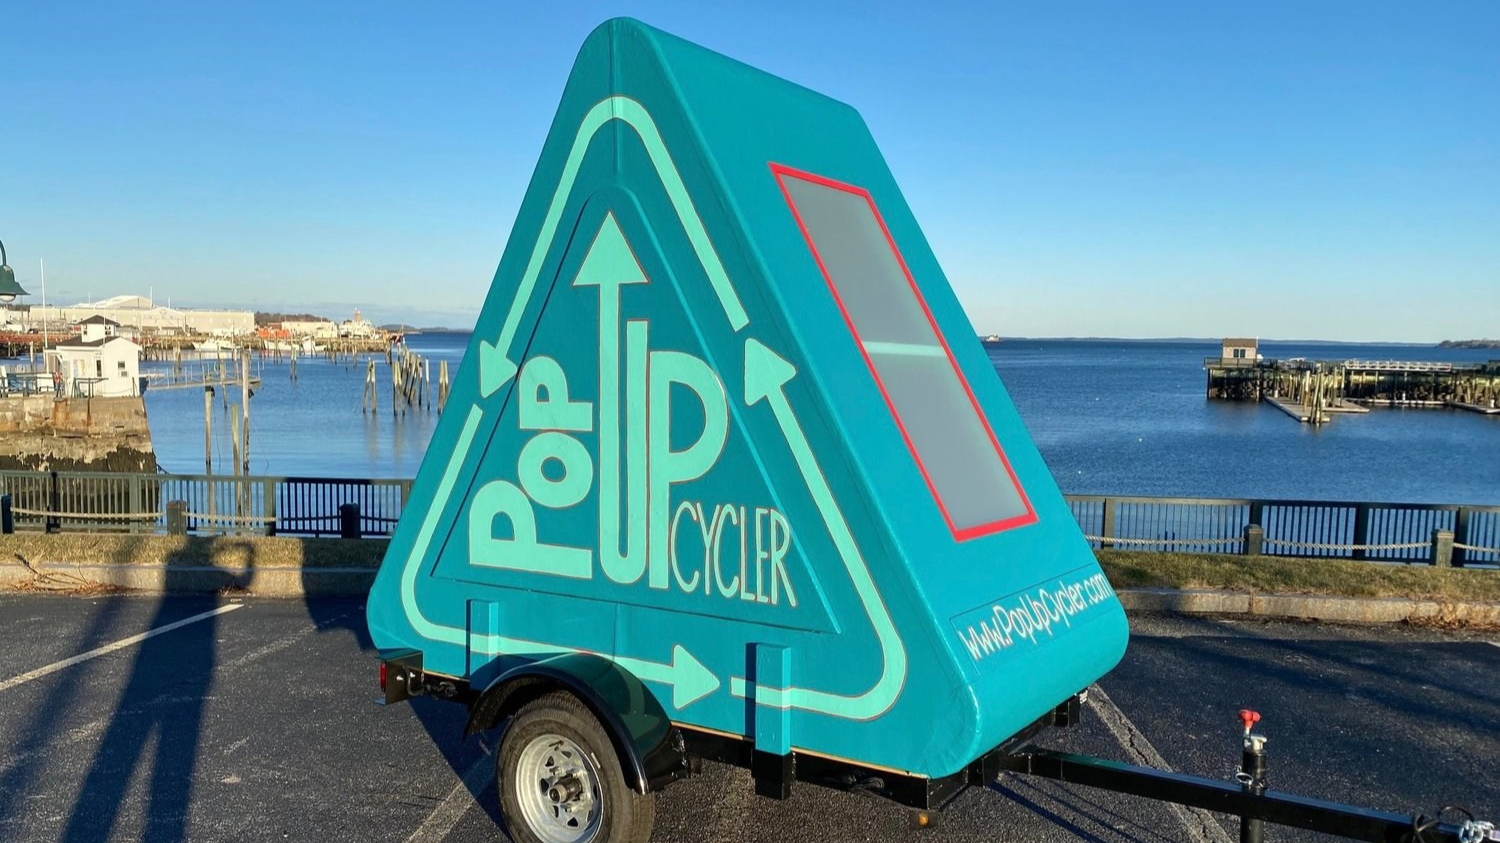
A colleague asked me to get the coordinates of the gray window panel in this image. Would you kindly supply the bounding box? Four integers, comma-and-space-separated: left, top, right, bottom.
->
782, 178, 937, 348
866, 354, 1030, 530
780, 172, 1030, 535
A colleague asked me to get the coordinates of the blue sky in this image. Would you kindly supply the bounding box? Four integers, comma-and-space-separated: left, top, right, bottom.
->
2, 1, 1495, 341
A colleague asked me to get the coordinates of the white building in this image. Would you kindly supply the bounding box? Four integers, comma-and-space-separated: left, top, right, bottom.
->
46, 318, 143, 398
339, 309, 380, 339
281, 320, 339, 338
28, 294, 255, 336
76, 314, 133, 342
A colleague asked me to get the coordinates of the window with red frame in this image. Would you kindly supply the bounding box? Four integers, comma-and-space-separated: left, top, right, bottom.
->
773, 165, 1035, 540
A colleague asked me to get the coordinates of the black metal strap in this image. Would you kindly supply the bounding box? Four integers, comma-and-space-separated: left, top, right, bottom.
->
1003, 747, 1469, 843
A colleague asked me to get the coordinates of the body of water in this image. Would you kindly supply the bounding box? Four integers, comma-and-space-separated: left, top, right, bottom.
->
140, 334, 1500, 505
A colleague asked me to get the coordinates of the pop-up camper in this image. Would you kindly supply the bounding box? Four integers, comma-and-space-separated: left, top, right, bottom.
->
366, 18, 1488, 843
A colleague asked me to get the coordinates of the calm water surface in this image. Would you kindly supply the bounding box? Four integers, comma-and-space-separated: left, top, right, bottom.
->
141, 335, 1500, 505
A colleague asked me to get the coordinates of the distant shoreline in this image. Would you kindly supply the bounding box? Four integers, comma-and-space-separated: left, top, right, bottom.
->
981, 336, 1440, 346
382, 326, 471, 334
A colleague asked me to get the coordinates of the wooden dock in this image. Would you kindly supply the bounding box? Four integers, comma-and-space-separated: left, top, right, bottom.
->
1450, 401, 1500, 416
143, 374, 263, 392
1263, 395, 1369, 424
1264, 396, 1312, 423
1209, 356, 1500, 424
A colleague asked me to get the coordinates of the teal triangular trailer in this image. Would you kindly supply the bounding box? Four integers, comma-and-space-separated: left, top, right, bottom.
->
368, 14, 1127, 796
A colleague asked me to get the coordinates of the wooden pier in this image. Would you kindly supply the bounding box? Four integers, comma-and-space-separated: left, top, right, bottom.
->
1207, 356, 1500, 424
138, 335, 392, 360
0, 332, 50, 360
4, 332, 395, 361
143, 373, 263, 392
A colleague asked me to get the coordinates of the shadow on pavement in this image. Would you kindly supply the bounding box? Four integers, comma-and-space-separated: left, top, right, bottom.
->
301, 544, 505, 834
0, 591, 128, 831
56, 540, 250, 843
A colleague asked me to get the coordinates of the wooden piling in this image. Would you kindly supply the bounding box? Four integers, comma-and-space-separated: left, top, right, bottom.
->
230, 414, 241, 476
363, 360, 377, 413
204, 386, 214, 474
240, 350, 251, 476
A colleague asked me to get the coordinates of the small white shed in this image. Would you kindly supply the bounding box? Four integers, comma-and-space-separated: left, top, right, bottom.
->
46, 336, 142, 398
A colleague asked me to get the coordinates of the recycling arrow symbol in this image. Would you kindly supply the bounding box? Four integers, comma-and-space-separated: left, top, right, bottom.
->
395, 98, 907, 718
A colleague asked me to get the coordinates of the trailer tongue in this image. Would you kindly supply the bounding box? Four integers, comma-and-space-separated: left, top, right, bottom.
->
366, 17, 1492, 843
1005, 706, 1497, 843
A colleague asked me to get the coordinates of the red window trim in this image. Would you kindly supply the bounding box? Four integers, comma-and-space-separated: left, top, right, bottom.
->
770, 162, 1037, 541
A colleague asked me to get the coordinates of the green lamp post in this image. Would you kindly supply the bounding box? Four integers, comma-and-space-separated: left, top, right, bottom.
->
0, 239, 29, 304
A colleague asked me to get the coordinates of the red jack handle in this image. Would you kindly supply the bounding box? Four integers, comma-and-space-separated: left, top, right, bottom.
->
1238, 709, 1262, 735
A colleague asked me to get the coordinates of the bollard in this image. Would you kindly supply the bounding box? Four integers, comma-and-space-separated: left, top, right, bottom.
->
1431, 528, 1454, 568
1, 494, 12, 535
166, 500, 187, 536
1242, 524, 1264, 556
340, 503, 362, 539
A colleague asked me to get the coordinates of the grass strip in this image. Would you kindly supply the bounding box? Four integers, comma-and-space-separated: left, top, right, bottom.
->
1099, 550, 1500, 602
4, 534, 1498, 604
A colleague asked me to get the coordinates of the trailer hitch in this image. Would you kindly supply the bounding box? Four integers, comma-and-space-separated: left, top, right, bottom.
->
1002, 709, 1496, 843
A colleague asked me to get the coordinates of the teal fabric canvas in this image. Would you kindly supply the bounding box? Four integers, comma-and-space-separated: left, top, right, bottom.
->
367, 17, 1129, 778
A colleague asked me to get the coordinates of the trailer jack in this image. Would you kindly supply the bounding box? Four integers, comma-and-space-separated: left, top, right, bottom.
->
1003, 709, 1497, 843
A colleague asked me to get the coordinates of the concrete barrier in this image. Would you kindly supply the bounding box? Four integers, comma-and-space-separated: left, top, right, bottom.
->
1117, 587, 1500, 627
0, 533, 384, 597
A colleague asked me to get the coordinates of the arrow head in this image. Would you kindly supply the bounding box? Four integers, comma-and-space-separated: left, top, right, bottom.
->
743, 337, 796, 407
573, 213, 648, 289
670, 644, 719, 709
479, 340, 518, 398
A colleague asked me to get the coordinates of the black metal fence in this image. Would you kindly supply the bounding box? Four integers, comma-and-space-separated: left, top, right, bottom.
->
0, 470, 411, 538
1, 469, 1497, 567
1068, 495, 1500, 567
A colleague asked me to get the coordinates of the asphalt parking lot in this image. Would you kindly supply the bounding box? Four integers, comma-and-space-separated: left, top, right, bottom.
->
1, 594, 1497, 843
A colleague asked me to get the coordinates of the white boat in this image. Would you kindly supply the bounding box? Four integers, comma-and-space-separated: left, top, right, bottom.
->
264, 337, 322, 354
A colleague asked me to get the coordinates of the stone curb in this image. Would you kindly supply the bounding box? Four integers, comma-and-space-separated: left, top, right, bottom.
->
5, 564, 1500, 627
0, 562, 375, 597
1118, 587, 1500, 626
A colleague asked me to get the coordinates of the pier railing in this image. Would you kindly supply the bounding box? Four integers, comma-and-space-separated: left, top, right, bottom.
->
1, 470, 1496, 566
0, 470, 411, 539
1068, 495, 1500, 566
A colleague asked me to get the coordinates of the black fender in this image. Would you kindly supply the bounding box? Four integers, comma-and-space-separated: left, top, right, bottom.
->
465, 652, 689, 794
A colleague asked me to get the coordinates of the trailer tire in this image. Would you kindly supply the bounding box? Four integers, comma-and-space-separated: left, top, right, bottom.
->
498, 691, 655, 843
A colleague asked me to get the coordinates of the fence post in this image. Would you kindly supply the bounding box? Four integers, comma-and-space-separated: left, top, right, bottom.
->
1099, 499, 1116, 549
47, 470, 61, 534
1, 494, 12, 535
129, 473, 143, 536
1351, 504, 1370, 561
166, 500, 187, 536
1242, 524, 1264, 556
263, 480, 277, 537
340, 503, 361, 539
1453, 508, 1471, 567
1431, 529, 1454, 567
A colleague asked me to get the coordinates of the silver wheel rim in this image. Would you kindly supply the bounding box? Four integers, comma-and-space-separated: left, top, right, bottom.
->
513, 733, 604, 843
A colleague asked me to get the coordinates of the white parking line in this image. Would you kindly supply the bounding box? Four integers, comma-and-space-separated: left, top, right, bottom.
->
0, 604, 354, 777
0, 604, 242, 694
1090, 684, 1236, 843
406, 749, 494, 843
